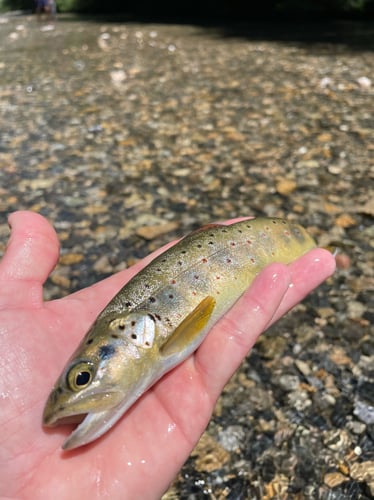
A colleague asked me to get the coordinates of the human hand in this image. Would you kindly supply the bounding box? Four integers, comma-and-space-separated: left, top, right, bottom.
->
0, 211, 335, 499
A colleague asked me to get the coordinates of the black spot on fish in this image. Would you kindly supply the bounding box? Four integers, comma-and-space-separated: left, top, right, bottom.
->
111, 334, 119, 339
99, 344, 116, 360
291, 226, 303, 241
155, 313, 162, 321
149, 296, 156, 303
147, 313, 156, 322
86, 338, 93, 345
131, 320, 136, 327
125, 301, 132, 308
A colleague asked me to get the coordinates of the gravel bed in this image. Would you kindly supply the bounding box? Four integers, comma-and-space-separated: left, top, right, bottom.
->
0, 13, 373, 498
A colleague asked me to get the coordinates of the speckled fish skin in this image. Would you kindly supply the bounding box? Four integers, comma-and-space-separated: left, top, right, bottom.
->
43, 218, 316, 450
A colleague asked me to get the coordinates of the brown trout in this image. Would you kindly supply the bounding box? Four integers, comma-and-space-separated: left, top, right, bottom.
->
43, 217, 316, 450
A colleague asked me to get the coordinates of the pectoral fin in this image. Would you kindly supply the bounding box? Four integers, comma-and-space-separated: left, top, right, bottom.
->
160, 296, 216, 357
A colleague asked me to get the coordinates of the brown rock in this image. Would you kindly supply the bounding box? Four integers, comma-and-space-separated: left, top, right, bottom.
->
276, 179, 297, 196
350, 461, 374, 495
336, 253, 351, 270
358, 198, 374, 216
50, 273, 71, 288
192, 433, 230, 472
324, 471, 348, 488
329, 347, 352, 366
59, 253, 84, 265
335, 214, 356, 228
136, 222, 179, 240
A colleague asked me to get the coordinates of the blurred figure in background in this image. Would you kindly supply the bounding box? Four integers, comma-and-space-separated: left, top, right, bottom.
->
35, 0, 56, 23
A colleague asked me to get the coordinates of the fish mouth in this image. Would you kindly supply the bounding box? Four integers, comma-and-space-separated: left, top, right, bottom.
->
61, 411, 101, 450
61, 405, 129, 451
45, 413, 88, 427
43, 408, 116, 450
42, 389, 128, 450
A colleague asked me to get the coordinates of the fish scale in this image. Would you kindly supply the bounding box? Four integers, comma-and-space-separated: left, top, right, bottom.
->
43, 217, 316, 450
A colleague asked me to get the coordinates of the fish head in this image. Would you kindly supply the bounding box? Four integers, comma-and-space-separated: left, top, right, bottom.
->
43, 311, 159, 450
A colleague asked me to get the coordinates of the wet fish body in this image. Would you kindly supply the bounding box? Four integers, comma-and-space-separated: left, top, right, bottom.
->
43, 218, 316, 449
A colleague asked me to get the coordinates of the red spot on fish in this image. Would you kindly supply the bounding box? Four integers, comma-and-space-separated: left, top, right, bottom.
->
170, 279, 176, 285
202, 258, 208, 263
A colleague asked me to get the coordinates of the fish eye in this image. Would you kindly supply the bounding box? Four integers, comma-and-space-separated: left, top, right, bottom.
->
67, 362, 94, 391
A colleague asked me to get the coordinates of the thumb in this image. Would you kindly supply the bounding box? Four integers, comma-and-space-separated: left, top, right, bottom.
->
0, 211, 60, 307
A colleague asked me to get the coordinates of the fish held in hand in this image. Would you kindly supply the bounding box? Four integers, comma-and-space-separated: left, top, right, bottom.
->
43, 217, 316, 450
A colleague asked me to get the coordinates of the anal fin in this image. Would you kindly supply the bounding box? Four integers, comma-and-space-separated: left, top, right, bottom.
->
160, 296, 216, 357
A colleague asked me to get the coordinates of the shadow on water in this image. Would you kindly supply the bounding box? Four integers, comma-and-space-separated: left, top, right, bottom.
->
55, 12, 374, 52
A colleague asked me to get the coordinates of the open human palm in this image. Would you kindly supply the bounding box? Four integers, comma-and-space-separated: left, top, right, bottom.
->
0, 211, 335, 499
